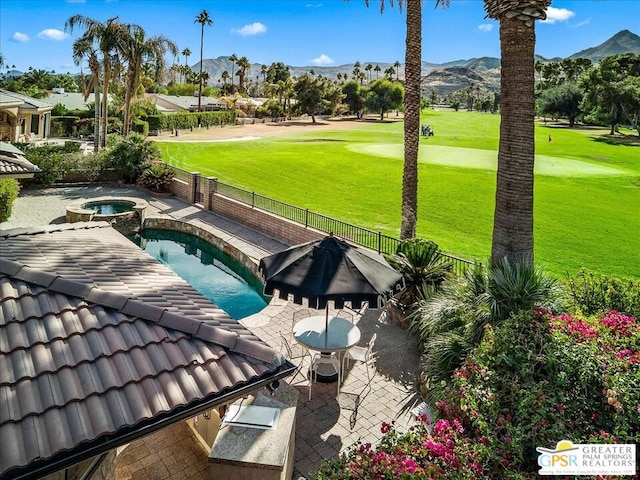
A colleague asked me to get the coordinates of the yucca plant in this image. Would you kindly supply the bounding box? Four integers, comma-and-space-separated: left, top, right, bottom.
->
386, 239, 453, 307
137, 161, 176, 192
411, 258, 560, 407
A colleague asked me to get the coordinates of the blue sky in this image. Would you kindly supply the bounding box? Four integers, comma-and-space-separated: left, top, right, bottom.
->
1, 0, 638, 73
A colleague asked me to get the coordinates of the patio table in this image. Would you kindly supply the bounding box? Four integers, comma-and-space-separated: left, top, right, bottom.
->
293, 315, 361, 382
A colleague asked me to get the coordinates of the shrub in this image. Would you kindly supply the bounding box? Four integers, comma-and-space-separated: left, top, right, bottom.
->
563, 269, 640, 318
104, 133, 161, 184
0, 178, 20, 222
386, 239, 453, 307
20, 144, 74, 186
133, 120, 149, 136
441, 308, 639, 475
137, 161, 175, 192
313, 309, 639, 479
410, 259, 559, 405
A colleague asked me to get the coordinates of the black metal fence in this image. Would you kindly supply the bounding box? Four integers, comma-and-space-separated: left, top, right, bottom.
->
214, 181, 474, 275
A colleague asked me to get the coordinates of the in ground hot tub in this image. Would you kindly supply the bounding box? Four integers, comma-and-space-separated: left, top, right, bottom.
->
66, 196, 148, 235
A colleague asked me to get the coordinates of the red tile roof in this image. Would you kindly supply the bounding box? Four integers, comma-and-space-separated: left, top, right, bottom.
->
0, 223, 291, 480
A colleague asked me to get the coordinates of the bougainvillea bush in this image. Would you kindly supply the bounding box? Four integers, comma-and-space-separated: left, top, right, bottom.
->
313, 309, 639, 479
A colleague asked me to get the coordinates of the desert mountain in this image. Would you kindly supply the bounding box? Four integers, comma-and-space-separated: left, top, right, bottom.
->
196, 30, 639, 90
569, 29, 640, 61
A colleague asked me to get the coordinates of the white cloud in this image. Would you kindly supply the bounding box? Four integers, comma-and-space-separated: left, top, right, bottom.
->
478, 24, 493, 33
309, 54, 334, 66
542, 6, 575, 24
305, 3, 323, 7
574, 19, 591, 28
38, 29, 69, 41
11, 32, 29, 42
231, 22, 267, 36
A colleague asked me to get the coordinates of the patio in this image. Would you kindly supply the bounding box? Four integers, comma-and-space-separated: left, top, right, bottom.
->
1, 186, 423, 480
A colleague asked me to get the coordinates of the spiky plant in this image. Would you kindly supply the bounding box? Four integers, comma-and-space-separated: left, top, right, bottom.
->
411, 258, 559, 407
386, 239, 453, 307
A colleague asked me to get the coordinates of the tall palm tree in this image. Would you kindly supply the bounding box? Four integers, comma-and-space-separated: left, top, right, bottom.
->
66, 15, 123, 148
237, 56, 251, 93
374, 64, 381, 79
484, 0, 551, 267
393, 60, 401, 80
71, 34, 101, 153
120, 26, 178, 135
365, 63, 373, 83
366, 1, 448, 239
194, 9, 212, 112
181, 47, 191, 83
221, 70, 230, 86
229, 53, 238, 90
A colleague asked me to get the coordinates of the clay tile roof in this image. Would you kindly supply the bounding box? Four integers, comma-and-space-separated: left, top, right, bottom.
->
0, 223, 292, 480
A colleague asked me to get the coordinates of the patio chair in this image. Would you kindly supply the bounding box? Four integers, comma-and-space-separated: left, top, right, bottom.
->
309, 352, 341, 400
280, 333, 310, 385
342, 333, 377, 382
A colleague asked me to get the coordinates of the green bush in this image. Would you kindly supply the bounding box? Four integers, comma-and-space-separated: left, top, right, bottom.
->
146, 110, 236, 132
137, 161, 175, 192
21, 145, 74, 186
563, 269, 640, 317
410, 259, 559, 406
314, 309, 639, 479
133, 120, 149, 136
0, 178, 20, 222
441, 309, 639, 475
51, 116, 81, 137
104, 133, 161, 183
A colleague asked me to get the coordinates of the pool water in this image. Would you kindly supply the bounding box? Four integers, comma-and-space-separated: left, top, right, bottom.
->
84, 200, 134, 215
131, 229, 268, 320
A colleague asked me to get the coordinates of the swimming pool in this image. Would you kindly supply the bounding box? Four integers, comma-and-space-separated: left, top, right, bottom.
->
131, 228, 268, 320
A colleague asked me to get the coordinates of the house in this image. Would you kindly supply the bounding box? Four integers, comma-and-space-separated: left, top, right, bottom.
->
0, 222, 294, 480
0, 89, 53, 143
0, 142, 40, 179
47, 90, 113, 113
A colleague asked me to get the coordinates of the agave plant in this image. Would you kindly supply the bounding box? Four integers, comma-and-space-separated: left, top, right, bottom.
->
411, 258, 560, 406
386, 239, 453, 308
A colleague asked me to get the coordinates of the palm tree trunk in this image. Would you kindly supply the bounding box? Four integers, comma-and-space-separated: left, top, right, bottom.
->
491, 16, 536, 267
93, 85, 100, 154
400, 0, 421, 239
198, 26, 204, 112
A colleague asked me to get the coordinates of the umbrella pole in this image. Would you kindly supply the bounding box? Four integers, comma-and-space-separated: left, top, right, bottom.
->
325, 304, 329, 350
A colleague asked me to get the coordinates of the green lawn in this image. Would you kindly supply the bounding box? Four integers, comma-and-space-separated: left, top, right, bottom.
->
157, 110, 640, 278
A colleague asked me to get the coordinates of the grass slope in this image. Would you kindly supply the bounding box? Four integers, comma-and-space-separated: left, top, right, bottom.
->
158, 110, 640, 278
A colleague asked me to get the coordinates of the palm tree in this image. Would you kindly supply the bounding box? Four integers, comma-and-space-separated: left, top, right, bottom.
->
483, 0, 551, 267
393, 60, 401, 80
221, 70, 230, 86
365, 1, 448, 239
365, 63, 373, 83
71, 33, 101, 152
120, 26, 178, 135
374, 64, 381, 79
66, 15, 123, 148
194, 9, 212, 112
181, 47, 191, 83
237, 56, 250, 93
229, 53, 238, 90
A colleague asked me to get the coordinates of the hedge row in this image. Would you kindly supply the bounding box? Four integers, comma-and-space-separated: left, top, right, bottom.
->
146, 110, 236, 131
0, 178, 20, 222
